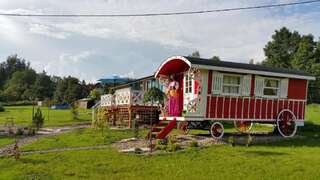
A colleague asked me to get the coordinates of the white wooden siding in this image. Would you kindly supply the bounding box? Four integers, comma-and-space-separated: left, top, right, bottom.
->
254, 76, 264, 97
212, 72, 223, 94
280, 78, 289, 98
242, 75, 251, 96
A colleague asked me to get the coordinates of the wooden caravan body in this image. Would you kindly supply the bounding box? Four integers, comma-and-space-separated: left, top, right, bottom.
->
154, 56, 315, 138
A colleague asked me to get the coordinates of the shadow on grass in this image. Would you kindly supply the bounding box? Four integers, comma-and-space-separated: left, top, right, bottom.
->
244, 151, 288, 156
20, 158, 47, 164
192, 122, 320, 148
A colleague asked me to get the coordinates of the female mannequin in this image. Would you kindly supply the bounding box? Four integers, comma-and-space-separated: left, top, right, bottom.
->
167, 75, 180, 116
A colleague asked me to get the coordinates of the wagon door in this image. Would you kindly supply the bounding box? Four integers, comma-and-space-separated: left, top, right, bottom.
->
183, 72, 197, 111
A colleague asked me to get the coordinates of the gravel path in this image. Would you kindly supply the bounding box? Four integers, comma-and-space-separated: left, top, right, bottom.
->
0, 124, 90, 156
0, 145, 110, 157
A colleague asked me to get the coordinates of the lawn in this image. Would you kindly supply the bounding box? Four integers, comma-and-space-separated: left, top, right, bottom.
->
0, 106, 92, 127
1, 128, 320, 179
0, 136, 15, 148
0, 104, 319, 179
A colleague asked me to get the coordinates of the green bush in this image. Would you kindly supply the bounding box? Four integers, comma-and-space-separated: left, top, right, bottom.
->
16, 128, 24, 135
190, 141, 199, 147
32, 107, 44, 130
166, 136, 180, 152
0, 104, 4, 112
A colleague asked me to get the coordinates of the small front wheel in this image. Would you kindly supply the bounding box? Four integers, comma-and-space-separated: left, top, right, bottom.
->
210, 122, 224, 139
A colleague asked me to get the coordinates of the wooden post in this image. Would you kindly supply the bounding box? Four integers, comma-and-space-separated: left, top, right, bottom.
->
128, 105, 132, 128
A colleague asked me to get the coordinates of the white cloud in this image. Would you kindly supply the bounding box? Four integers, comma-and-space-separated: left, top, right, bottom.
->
0, 0, 320, 81
29, 23, 70, 39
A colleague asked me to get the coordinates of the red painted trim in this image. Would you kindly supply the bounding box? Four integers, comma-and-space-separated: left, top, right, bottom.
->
206, 97, 306, 121
157, 118, 177, 139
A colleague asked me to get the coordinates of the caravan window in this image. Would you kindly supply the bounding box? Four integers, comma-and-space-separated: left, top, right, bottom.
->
185, 73, 193, 93
222, 75, 241, 95
263, 79, 280, 97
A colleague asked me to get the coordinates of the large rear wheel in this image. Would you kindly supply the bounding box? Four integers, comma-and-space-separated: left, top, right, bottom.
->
277, 109, 297, 138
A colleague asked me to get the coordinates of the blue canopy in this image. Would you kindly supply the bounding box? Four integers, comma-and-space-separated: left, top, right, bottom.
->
98, 75, 131, 85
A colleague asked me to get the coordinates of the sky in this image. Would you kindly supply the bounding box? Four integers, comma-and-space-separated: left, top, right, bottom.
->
0, 0, 320, 82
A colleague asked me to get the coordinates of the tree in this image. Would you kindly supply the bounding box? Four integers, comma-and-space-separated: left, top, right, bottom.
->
249, 59, 254, 64
0, 54, 30, 89
143, 87, 166, 105
89, 88, 102, 101
263, 27, 301, 68
0, 103, 4, 112
32, 107, 44, 130
292, 35, 317, 72
32, 71, 55, 100
2, 69, 37, 101
53, 76, 84, 104
263, 27, 320, 102
210, 56, 221, 61
189, 51, 201, 58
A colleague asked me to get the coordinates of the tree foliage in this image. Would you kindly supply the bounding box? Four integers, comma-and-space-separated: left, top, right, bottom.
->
0, 54, 30, 88
2, 69, 37, 101
54, 76, 86, 104
189, 51, 201, 58
210, 56, 221, 61
0, 54, 92, 104
143, 87, 166, 104
89, 88, 102, 101
263, 27, 320, 102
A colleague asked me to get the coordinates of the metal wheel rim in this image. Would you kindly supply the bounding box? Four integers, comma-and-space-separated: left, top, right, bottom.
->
210, 122, 224, 139
276, 109, 297, 138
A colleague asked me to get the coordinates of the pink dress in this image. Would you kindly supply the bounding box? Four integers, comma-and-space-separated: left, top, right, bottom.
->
168, 81, 180, 116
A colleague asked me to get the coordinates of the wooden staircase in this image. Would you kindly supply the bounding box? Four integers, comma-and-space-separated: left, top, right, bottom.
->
147, 118, 177, 139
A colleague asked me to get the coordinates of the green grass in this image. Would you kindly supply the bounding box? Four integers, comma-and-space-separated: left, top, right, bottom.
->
0, 106, 91, 127
1, 128, 320, 179
0, 136, 15, 148
306, 104, 320, 124
0, 104, 319, 179
21, 128, 137, 151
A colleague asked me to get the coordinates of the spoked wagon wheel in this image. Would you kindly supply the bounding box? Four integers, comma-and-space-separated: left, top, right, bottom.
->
276, 109, 297, 138
210, 122, 224, 139
177, 122, 189, 135
234, 121, 253, 133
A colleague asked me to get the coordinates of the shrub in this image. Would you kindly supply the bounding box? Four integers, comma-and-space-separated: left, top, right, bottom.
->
166, 136, 180, 152
190, 141, 199, 147
16, 128, 24, 136
32, 107, 44, 130
0, 104, 4, 112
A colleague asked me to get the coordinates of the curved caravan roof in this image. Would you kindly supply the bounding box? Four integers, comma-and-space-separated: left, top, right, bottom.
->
155, 56, 315, 80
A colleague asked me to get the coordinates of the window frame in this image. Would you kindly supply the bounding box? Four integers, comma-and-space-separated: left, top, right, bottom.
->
184, 72, 194, 94
262, 77, 281, 98
221, 73, 243, 96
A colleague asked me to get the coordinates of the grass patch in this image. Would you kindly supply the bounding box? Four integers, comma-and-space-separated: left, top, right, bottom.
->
0, 136, 15, 148
306, 104, 320, 124
1, 140, 320, 179
0, 106, 91, 127
0, 104, 319, 179
21, 128, 135, 151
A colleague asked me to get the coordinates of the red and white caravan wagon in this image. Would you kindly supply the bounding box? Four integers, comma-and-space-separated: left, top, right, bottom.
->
151, 56, 315, 139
